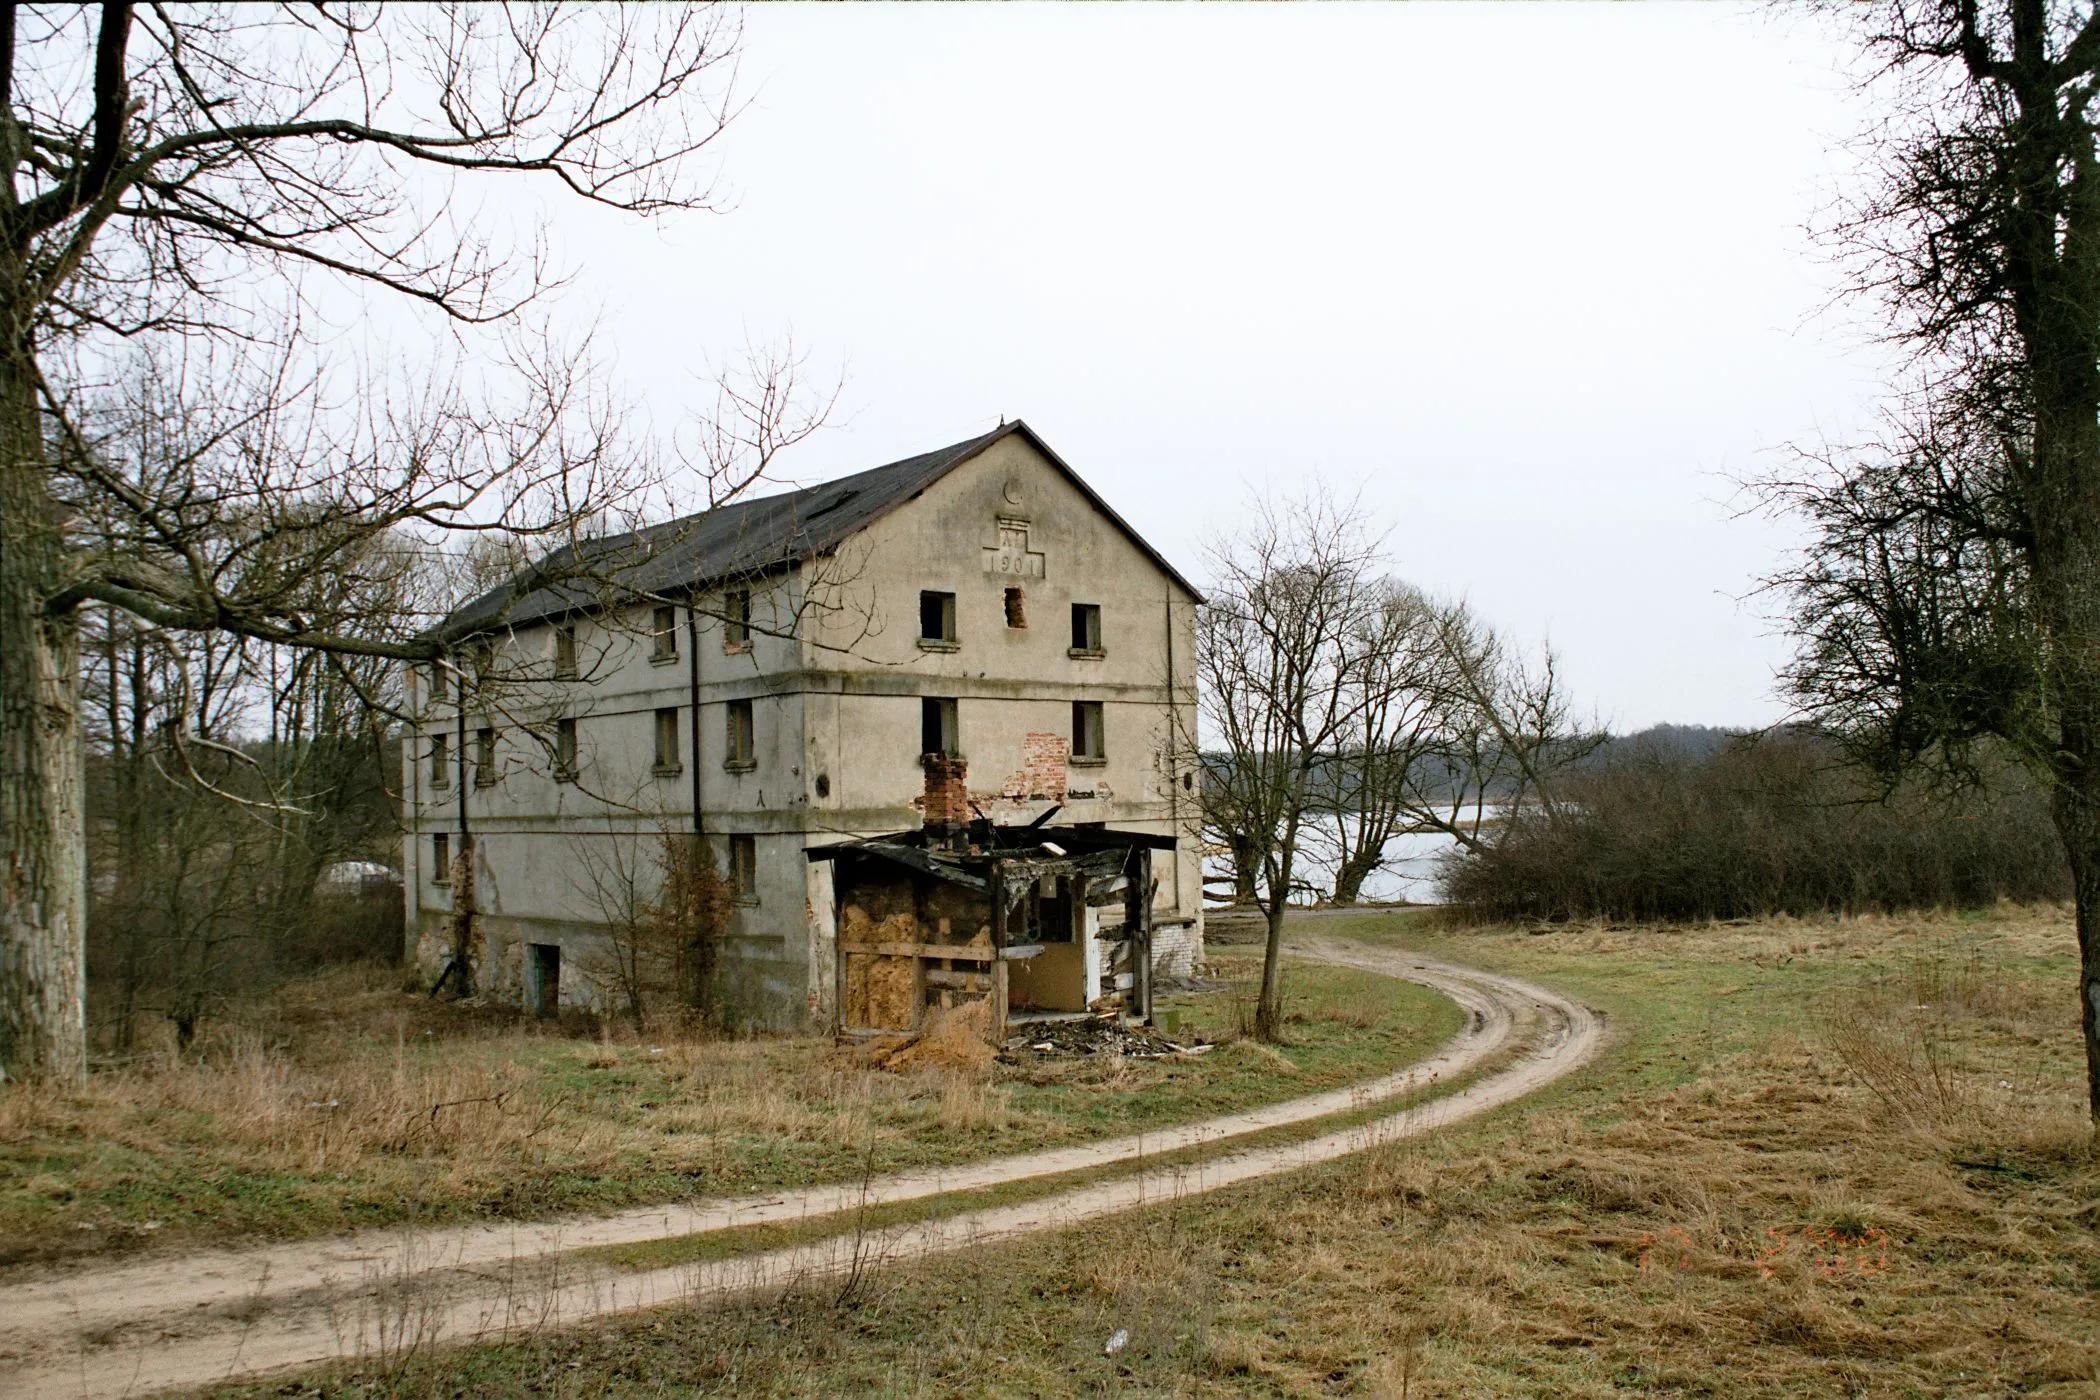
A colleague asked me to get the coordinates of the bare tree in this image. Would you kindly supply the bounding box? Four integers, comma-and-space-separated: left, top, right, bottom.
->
1196, 491, 1389, 1040
1292, 580, 1594, 907
1303, 580, 1452, 905
1770, 0, 2100, 1117
572, 822, 731, 1033
0, 4, 742, 1080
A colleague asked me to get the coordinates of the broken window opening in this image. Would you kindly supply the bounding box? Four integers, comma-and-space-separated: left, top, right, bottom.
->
723, 589, 751, 650
554, 718, 578, 781
432, 831, 451, 884
1004, 587, 1026, 628
921, 696, 959, 758
728, 833, 759, 903
650, 604, 678, 661
919, 590, 958, 647
653, 707, 682, 774
1072, 701, 1106, 762
429, 731, 450, 787
725, 699, 756, 770
1071, 602, 1103, 654
475, 726, 496, 786
553, 624, 578, 679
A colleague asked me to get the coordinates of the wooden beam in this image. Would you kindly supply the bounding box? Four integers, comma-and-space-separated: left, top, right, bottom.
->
838, 941, 997, 963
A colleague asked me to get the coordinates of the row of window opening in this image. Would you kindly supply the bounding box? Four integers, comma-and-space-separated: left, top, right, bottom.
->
921, 591, 1103, 655
920, 697, 1106, 762
426, 701, 753, 787
429, 829, 757, 902
430, 693, 1104, 791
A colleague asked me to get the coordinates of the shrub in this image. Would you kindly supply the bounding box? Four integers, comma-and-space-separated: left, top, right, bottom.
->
1438, 733, 2066, 923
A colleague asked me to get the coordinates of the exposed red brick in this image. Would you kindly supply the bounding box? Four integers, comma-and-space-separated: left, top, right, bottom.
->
921, 753, 971, 827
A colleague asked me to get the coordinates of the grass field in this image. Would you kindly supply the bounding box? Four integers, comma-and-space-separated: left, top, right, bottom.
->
0, 950, 1455, 1271
193, 904, 2100, 1398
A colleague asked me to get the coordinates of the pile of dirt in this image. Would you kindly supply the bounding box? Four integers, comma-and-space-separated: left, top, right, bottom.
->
1003, 1017, 1203, 1060
860, 998, 999, 1073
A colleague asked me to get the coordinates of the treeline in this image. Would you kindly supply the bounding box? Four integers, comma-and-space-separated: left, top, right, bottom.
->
83, 616, 404, 1053
1439, 730, 2068, 923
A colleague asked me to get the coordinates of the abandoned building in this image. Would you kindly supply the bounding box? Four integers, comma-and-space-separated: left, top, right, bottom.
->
402, 420, 1205, 1030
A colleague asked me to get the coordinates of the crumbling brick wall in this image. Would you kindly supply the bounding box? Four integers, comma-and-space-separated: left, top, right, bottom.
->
994, 732, 1069, 803
921, 754, 970, 825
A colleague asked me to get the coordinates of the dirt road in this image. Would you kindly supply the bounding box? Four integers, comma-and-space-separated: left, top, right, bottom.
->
0, 938, 1602, 1399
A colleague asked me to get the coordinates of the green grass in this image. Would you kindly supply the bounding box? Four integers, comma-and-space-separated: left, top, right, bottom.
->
192, 905, 2100, 1399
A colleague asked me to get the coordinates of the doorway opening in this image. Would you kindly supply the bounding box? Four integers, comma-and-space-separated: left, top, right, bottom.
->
527, 943, 561, 1017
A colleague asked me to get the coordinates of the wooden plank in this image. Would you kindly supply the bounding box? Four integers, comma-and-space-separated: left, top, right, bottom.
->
924, 969, 990, 991
992, 958, 1009, 1043
837, 941, 996, 963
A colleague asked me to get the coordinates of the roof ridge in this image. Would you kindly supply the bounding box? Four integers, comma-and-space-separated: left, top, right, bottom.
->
435, 418, 1200, 642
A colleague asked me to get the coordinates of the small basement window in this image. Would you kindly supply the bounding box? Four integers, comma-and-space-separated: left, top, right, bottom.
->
1071, 603, 1103, 654
1004, 587, 1026, 628
555, 718, 578, 781
653, 708, 681, 774
725, 699, 755, 770
728, 833, 759, 904
919, 590, 958, 646
1072, 700, 1106, 762
921, 696, 959, 757
650, 604, 678, 661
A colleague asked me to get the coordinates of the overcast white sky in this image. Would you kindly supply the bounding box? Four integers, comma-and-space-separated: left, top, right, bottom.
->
537, 2, 1893, 733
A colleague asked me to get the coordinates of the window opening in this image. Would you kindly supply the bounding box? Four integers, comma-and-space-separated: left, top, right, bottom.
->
724, 589, 751, 650
921, 696, 959, 757
432, 831, 451, 883
654, 708, 681, 773
429, 731, 449, 787
1071, 603, 1103, 653
553, 625, 577, 679
475, 726, 496, 786
729, 834, 759, 903
1072, 701, 1105, 760
1004, 587, 1026, 628
555, 718, 578, 780
650, 604, 678, 660
725, 699, 755, 768
919, 590, 957, 644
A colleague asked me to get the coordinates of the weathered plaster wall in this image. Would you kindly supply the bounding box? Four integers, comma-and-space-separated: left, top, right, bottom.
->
405, 431, 1204, 1024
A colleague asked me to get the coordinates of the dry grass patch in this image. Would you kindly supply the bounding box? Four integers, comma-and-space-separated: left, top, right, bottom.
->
193, 906, 2100, 1398
2, 953, 1456, 1270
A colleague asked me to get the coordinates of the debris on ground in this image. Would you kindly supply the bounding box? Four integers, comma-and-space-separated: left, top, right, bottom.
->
1001, 1016, 1206, 1060
844, 999, 1000, 1073
1150, 974, 1232, 995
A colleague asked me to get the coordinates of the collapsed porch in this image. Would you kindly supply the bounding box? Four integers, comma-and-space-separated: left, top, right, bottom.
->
808, 818, 1176, 1045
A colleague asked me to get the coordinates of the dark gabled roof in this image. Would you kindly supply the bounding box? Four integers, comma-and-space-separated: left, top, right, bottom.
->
438, 419, 1202, 640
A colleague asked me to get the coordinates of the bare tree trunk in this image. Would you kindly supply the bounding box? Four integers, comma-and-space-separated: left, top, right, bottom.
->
1330, 829, 1386, 905
1255, 839, 1293, 1040
1228, 831, 1259, 904
0, 348, 85, 1080
2054, 777, 2100, 1120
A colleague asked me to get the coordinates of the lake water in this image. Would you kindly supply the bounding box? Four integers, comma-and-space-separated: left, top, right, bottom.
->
1203, 818, 1485, 908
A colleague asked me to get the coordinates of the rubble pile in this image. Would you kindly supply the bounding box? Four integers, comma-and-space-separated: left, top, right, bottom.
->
1002, 1017, 1203, 1060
